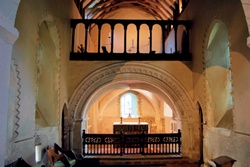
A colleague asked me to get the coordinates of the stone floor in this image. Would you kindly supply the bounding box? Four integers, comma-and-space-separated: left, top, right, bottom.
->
73, 154, 200, 167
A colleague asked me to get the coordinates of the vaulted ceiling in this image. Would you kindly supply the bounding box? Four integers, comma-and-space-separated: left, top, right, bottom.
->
75, 0, 182, 20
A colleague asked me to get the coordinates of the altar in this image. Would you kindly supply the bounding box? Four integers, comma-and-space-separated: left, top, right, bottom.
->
113, 122, 149, 134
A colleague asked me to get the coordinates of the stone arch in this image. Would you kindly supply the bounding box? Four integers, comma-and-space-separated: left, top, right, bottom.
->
202, 18, 234, 129
35, 13, 63, 136
69, 63, 194, 118
68, 62, 198, 158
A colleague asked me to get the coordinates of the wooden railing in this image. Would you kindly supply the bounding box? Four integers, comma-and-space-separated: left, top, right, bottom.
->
71, 0, 191, 61
82, 129, 181, 156
70, 19, 191, 61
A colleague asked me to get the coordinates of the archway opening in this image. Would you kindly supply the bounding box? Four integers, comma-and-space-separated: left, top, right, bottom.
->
35, 21, 59, 128
205, 21, 233, 129
86, 85, 180, 134
68, 62, 196, 158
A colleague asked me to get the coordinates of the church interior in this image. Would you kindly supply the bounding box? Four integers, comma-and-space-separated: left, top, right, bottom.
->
1, 0, 250, 166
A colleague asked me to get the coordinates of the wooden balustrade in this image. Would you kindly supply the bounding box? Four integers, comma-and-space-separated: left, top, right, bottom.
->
70, 19, 191, 61
72, 0, 191, 61
82, 129, 181, 156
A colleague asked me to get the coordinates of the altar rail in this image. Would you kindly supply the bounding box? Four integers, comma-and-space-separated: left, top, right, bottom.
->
82, 129, 181, 156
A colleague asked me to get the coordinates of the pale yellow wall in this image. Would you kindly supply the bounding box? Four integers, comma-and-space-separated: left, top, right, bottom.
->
69, 7, 196, 160
87, 91, 174, 134
69, 8, 193, 101
2, 0, 250, 166
180, 0, 250, 166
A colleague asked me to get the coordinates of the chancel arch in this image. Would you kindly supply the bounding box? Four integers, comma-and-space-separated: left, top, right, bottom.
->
68, 62, 198, 159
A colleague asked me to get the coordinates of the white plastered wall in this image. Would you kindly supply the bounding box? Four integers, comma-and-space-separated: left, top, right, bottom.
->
2, 0, 73, 166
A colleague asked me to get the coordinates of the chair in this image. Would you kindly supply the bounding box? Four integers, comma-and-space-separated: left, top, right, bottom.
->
46, 145, 76, 167
53, 143, 76, 160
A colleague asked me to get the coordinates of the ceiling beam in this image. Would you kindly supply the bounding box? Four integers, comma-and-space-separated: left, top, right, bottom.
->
93, 6, 162, 20
84, 0, 175, 20
88, 1, 168, 20
144, 0, 172, 18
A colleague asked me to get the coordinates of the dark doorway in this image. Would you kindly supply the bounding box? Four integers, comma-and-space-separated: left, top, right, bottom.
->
198, 103, 204, 165
61, 104, 67, 149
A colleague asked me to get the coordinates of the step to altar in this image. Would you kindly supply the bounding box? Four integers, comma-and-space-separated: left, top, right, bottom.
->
78, 155, 200, 167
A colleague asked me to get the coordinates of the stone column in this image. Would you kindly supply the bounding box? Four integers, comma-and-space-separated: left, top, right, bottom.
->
176, 118, 182, 130
181, 117, 200, 161
72, 118, 83, 157
180, 117, 190, 157
81, 117, 89, 132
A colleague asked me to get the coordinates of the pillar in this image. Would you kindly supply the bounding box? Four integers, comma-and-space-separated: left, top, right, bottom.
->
71, 118, 84, 157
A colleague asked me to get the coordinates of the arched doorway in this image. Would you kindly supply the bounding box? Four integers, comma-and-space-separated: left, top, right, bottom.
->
198, 103, 204, 165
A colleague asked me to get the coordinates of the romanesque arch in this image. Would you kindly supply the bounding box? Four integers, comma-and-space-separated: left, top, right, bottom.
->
68, 62, 199, 159
35, 13, 63, 129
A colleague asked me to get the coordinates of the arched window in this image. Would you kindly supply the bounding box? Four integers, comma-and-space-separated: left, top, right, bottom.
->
120, 92, 139, 118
